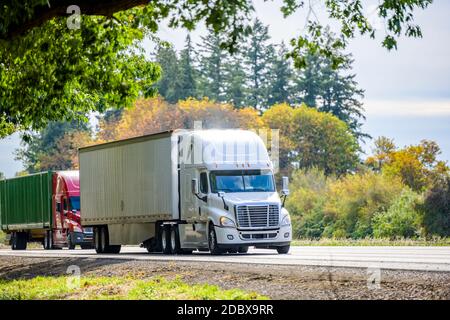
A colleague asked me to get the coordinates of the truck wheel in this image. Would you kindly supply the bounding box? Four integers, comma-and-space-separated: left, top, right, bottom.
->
67, 233, 76, 250
44, 231, 49, 249
169, 226, 181, 254
208, 224, 223, 255
12, 232, 27, 250
160, 226, 171, 254
44, 230, 54, 250
94, 227, 103, 254
277, 245, 290, 254
238, 246, 249, 254
99, 226, 121, 254
100, 226, 109, 253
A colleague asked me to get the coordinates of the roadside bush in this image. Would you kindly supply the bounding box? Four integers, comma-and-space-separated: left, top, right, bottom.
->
420, 177, 450, 237
324, 171, 404, 238
287, 169, 405, 239
286, 168, 329, 238
372, 189, 422, 239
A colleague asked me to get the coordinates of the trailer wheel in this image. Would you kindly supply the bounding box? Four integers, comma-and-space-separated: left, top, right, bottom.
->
169, 226, 181, 254
100, 226, 109, 253
208, 224, 223, 255
94, 227, 103, 254
99, 226, 121, 254
160, 226, 171, 254
12, 232, 27, 250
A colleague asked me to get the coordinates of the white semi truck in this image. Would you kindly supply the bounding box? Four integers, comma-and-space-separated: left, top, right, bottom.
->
79, 129, 292, 255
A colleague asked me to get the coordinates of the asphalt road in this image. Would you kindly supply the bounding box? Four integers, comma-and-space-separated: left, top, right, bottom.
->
1, 246, 450, 272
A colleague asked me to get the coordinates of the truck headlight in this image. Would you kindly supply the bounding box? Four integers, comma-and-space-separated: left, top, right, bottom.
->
281, 215, 291, 226
220, 216, 236, 228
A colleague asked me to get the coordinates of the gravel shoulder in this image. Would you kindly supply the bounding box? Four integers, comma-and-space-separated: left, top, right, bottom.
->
0, 256, 449, 300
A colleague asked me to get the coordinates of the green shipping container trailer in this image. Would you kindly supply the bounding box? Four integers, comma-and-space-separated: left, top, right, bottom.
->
0, 172, 53, 231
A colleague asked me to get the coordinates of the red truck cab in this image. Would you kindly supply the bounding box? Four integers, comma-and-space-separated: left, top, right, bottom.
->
46, 171, 93, 249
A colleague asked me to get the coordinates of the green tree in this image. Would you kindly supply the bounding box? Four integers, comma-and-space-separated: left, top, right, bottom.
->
199, 30, 229, 102
15, 120, 90, 172
197, 30, 228, 102
372, 189, 422, 239
0, 172, 5, 180
177, 35, 198, 100
263, 103, 360, 175
243, 19, 274, 109
1, 8, 161, 137
154, 44, 181, 103
223, 52, 248, 108
293, 32, 366, 138
267, 42, 293, 106
420, 177, 450, 237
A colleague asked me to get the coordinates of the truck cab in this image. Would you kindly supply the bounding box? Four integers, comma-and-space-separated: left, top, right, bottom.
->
49, 171, 93, 249
176, 130, 292, 254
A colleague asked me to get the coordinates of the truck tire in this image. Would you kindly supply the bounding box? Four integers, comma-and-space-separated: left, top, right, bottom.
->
208, 224, 223, 255
12, 232, 27, 250
160, 226, 171, 254
169, 226, 181, 254
277, 245, 290, 254
99, 226, 121, 254
238, 246, 249, 254
94, 227, 103, 254
44, 230, 54, 250
67, 233, 76, 250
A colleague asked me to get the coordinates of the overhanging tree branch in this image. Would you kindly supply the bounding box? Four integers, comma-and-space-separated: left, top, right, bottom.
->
2, 0, 150, 39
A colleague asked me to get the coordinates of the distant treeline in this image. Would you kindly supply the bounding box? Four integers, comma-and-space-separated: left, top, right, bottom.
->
153, 20, 365, 139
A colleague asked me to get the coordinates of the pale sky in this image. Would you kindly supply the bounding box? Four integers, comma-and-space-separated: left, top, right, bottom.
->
1, 0, 449, 177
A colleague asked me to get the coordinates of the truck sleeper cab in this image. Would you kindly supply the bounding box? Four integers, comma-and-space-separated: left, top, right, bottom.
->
79, 129, 292, 255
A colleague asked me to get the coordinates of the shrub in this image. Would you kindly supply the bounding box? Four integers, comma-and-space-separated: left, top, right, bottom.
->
420, 177, 450, 237
324, 171, 404, 238
372, 189, 422, 239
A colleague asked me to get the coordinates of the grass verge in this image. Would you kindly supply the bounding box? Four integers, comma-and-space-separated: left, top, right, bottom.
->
0, 275, 267, 300
291, 237, 450, 246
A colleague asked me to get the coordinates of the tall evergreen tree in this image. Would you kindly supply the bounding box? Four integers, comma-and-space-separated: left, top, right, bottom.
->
223, 51, 247, 108
178, 35, 198, 100
197, 30, 228, 102
292, 30, 366, 139
243, 19, 274, 110
267, 42, 293, 105
154, 44, 180, 103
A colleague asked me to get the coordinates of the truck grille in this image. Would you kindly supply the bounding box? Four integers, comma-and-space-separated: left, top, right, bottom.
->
236, 205, 279, 229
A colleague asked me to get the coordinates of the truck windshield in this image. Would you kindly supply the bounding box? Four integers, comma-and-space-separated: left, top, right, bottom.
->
210, 170, 275, 193
70, 196, 80, 211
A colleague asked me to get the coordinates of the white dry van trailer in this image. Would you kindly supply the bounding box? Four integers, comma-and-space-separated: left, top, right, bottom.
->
79, 129, 292, 254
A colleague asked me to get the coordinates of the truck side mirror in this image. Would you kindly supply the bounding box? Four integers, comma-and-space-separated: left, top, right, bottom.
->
281, 176, 290, 196
191, 178, 199, 195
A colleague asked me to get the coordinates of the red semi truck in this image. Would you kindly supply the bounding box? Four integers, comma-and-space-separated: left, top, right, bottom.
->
0, 171, 93, 250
